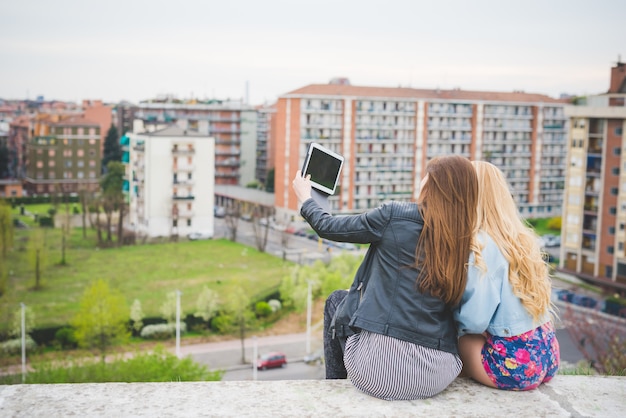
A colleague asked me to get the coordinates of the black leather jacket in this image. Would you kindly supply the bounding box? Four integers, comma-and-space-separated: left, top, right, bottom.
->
301, 198, 458, 354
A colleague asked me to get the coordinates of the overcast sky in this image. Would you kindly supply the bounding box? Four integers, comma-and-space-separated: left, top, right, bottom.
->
1, 0, 624, 105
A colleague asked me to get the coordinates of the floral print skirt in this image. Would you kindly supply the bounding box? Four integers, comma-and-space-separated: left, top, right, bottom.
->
481, 322, 560, 390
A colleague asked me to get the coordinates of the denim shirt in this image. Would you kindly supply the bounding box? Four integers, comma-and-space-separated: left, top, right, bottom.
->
454, 231, 549, 338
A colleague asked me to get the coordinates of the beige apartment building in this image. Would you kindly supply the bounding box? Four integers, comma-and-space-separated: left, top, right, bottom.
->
273, 81, 568, 219
133, 97, 257, 187
560, 62, 626, 290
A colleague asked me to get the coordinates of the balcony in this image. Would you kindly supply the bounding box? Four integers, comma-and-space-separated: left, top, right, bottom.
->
172, 195, 195, 200
172, 147, 195, 155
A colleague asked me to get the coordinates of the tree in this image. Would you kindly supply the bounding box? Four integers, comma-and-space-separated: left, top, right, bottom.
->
0, 200, 13, 260
100, 161, 125, 245
72, 279, 129, 363
160, 291, 179, 324
265, 168, 275, 193
27, 228, 48, 290
223, 285, 256, 364
130, 299, 144, 333
10, 304, 35, 338
194, 287, 220, 327
224, 201, 241, 242
101, 124, 122, 173
250, 203, 273, 253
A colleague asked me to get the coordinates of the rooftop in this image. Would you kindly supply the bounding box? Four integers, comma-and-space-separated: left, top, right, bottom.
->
1, 376, 623, 417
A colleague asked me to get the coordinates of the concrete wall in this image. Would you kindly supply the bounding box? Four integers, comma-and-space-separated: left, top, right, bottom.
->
0, 376, 623, 417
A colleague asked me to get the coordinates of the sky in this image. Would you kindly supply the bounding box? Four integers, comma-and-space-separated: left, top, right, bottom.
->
1, 0, 625, 106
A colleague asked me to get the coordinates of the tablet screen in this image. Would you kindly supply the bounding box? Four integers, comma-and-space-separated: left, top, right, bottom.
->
302, 143, 344, 195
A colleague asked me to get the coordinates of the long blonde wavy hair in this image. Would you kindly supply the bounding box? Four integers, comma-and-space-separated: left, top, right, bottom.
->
472, 161, 554, 323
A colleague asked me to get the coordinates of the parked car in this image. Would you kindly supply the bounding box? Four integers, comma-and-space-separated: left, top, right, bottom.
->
571, 294, 598, 309
555, 289, 574, 302
187, 231, 213, 240
293, 228, 309, 237
214, 206, 226, 218
256, 351, 287, 370
542, 234, 561, 247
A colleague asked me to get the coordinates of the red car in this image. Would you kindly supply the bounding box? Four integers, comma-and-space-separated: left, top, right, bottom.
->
256, 352, 287, 370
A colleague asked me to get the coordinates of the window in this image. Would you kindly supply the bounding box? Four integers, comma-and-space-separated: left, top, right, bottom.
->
77, 171, 84, 179
36, 161, 43, 168
609, 226, 616, 235
609, 207, 617, 215
615, 147, 622, 155
612, 167, 620, 176
611, 187, 619, 195
49, 160, 55, 167
187, 219, 191, 226
77, 149, 84, 157
616, 127, 623, 136
49, 150, 55, 157
607, 246, 614, 254
173, 219, 178, 227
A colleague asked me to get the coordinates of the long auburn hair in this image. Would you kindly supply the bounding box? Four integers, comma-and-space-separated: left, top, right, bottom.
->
471, 161, 553, 322
415, 155, 478, 306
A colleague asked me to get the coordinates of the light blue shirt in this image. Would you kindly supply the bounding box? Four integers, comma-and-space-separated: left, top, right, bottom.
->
454, 232, 549, 338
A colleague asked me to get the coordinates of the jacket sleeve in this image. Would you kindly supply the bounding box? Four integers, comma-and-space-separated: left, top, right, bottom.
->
453, 258, 505, 336
300, 198, 392, 244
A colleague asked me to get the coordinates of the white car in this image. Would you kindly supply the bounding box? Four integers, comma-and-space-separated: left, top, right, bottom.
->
187, 231, 213, 240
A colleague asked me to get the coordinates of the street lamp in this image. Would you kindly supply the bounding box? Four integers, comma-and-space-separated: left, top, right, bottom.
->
176, 290, 182, 358
306, 281, 312, 354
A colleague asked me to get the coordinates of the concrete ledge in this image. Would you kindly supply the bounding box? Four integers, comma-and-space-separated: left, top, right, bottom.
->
1, 376, 624, 417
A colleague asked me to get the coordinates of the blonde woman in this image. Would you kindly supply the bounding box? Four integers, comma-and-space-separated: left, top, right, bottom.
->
454, 161, 560, 390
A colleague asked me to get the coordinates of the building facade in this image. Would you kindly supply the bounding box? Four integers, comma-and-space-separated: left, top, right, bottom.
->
125, 126, 215, 239
560, 62, 626, 290
255, 103, 276, 189
132, 98, 257, 187
24, 116, 101, 195
274, 82, 568, 219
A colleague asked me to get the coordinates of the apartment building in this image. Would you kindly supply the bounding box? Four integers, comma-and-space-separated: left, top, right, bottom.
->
255, 103, 276, 189
82, 99, 113, 146
24, 116, 101, 194
125, 126, 215, 239
274, 81, 567, 218
133, 97, 257, 187
560, 61, 626, 290
113, 101, 138, 138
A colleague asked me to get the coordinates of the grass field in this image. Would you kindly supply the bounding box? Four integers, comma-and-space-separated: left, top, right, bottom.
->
3, 226, 294, 328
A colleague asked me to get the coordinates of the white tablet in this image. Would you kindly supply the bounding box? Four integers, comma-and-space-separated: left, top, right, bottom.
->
301, 142, 344, 196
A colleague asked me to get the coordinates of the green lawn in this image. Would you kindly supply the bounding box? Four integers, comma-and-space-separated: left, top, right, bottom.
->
3, 226, 293, 328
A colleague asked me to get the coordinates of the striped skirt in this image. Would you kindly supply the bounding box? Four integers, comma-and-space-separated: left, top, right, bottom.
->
344, 330, 462, 400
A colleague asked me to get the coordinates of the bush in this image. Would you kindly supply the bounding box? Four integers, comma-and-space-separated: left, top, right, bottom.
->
211, 314, 233, 334
55, 327, 78, 349
38, 216, 54, 227
140, 322, 187, 340
268, 299, 282, 312
1, 346, 223, 384
0, 336, 37, 356
255, 301, 273, 318
547, 217, 562, 231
